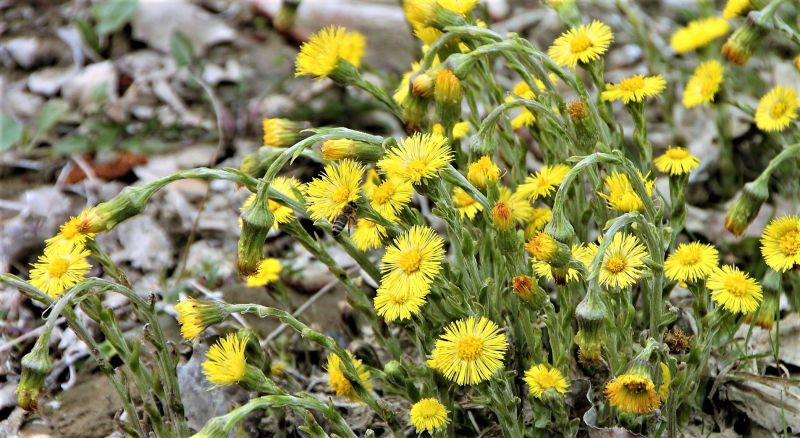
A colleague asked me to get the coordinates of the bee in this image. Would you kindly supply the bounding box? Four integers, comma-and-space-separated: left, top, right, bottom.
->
332, 201, 359, 236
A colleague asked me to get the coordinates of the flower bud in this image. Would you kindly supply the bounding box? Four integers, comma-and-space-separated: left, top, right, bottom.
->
398, 93, 429, 132
90, 185, 160, 233
567, 99, 598, 153
721, 15, 767, 66
240, 146, 283, 178
434, 68, 462, 126
724, 179, 768, 236
491, 201, 514, 231
383, 360, 408, 384
404, 0, 466, 31
175, 298, 227, 341
746, 269, 780, 329
273, 0, 298, 32
411, 72, 435, 98
262, 118, 309, 148
238, 195, 274, 276
18, 339, 51, 410
192, 416, 228, 438
664, 327, 691, 355
512, 275, 548, 309
525, 232, 572, 268
574, 291, 607, 367
320, 139, 384, 162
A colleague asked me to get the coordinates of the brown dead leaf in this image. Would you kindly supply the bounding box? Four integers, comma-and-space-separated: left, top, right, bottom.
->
65, 152, 148, 184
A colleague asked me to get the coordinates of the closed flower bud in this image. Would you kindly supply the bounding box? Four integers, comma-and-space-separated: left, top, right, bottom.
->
492, 201, 514, 231
383, 360, 408, 384
18, 339, 51, 410
512, 275, 548, 309
240, 146, 283, 178
724, 179, 768, 236
91, 185, 160, 233
398, 93, 429, 132
411, 72, 435, 98
574, 291, 607, 367
566, 100, 589, 121
321, 139, 384, 162
434, 68, 462, 125
238, 195, 275, 276
192, 416, 228, 438
262, 118, 309, 148
525, 232, 572, 268
721, 16, 767, 66
746, 269, 781, 329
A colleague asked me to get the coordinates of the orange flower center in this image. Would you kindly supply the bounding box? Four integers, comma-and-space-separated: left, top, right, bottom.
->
569, 34, 592, 53
779, 230, 800, 255
619, 76, 645, 92
605, 256, 626, 274
48, 258, 70, 277
399, 250, 423, 274
331, 187, 351, 204
456, 336, 483, 361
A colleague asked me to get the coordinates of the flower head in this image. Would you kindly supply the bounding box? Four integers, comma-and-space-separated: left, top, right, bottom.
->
175, 298, 226, 341
708, 265, 763, 313
754, 85, 798, 132
670, 17, 729, 54
29, 243, 92, 299
683, 60, 724, 108
511, 109, 536, 129
760, 216, 800, 272
453, 187, 483, 219
352, 219, 387, 251
605, 372, 661, 414
602, 75, 666, 104
533, 243, 597, 283
46, 209, 98, 248
599, 233, 648, 289
600, 171, 654, 213
202, 333, 248, 386
525, 364, 569, 399
664, 242, 719, 283
410, 398, 449, 433
517, 164, 570, 200
724, 0, 753, 18
295, 26, 365, 80
246, 258, 282, 287
262, 118, 306, 148
548, 20, 614, 68
653, 147, 700, 175
525, 207, 553, 240
326, 351, 372, 401
374, 284, 427, 322
368, 178, 414, 221
304, 159, 364, 222
429, 316, 508, 385
378, 133, 452, 185
493, 186, 534, 230
467, 156, 501, 189
380, 226, 445, 297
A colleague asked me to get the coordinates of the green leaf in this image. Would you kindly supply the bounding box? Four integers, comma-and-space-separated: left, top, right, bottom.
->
92, 0, 138, 35
0, 116, 25, 151
36, 101, 69, 135
94, 122, 122, 151
52, 135, 90, 154
170, 31, 194, 68
75, 18, 101, 53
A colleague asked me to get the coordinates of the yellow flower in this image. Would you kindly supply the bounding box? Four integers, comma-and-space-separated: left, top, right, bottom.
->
707, 265, 763, 313
653, 147, 700, 175
409, 398, 449, 433
524, 364, 569, 399
724, 0, 753, 18
600, 171, 654, 213
352, 219, 387, 251
262, 118, 305, 148
363, 168, 382, 197
46, 209, 98, 248
202, 333, 248, 387
526, 231, 558, 262
453, 187, 483, 219
604, 373, 661, 414
467, 155, 501, 189
428, 316, 508, 385
303, 159, 364, 222
664, 242, 719, 283
494, 186, 533, 229
658, 362, 671, 401
670, 17, 729, 54
683, 60, 724, 108
433, 121, 471, 139
754, 85, 798, 132
438, 0, 478, 14
599, 232, 647, 289
511, 109, 536, 129
29, 243, 92, 299
602, 75, 666, 104
377, 132, 452, 185
517, 164, 570, 200
241, 176, 300, 229
760, 216, 800, 272
174, 298, 225, 341
326, 351, 372, 401
533, 243, 597, 283
246, 258, 282, 287
380, 226, 445, 297
525, 207, 553, 240
368, 178, 414, 221
374, 284, 427, 322
295, 26, 365, 80
547, 20, 614, 68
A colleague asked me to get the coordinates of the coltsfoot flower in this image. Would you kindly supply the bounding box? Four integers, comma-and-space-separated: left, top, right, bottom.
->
760, 216, 800, 272
754, 85, 798, 132
326, 351, 372, 401
599, 233, 647, 289
246, 258, 282, 287
46, 209, 98, 248
262, 118, 306, 148
379, 226, 445, 297
467, 155, 501, 189
670, 17, 729, 54
602, 75, 666, 104
664, 242, 719, 284
605, 372, 661, 414
374, 285, 427, 322
524, 364, 569, 399
240, 176, 301, 230
429, 316, 508, 385
452, 187, 483, 219
378, 132, 452, 185
682, 60, 724, 108
202, 333, 248, 387
368, 178, 414, 221
653, 147, 700, 175
175, 298, 226, 341
525, 207, 553, 240
707, 265, 763, 313
295, 26, 365, 80
547, 20, 614, 68
600, 171, 654, 213
29, 243, 92, 299
409, 398, 449, 433
533, 243, 597, 283
303, 159, 364, 222
517, 164, 570, 200
352, 219, 387, 251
